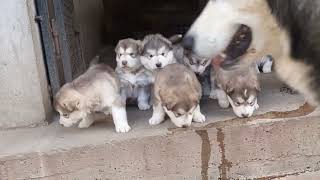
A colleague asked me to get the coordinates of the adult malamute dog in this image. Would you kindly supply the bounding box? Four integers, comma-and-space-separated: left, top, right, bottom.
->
184, 0, 320, 105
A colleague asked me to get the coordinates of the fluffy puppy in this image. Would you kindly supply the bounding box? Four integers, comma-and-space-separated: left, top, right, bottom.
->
149, 64, 206, 128
212, 54, 261, 118
179, 50, 214, 98
140, 34, 177, 78
54, 57, 131, 133
115, 38, 153, 110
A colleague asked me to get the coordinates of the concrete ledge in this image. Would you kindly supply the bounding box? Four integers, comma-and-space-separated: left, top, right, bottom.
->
0, 74, 319, 179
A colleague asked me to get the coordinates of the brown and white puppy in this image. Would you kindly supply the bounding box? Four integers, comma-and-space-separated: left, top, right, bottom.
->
140, 34, 177, 81
115, 38, 153, 110
212, 55, 261, 118
149, 64, 206, 128
54, 57, 131, 133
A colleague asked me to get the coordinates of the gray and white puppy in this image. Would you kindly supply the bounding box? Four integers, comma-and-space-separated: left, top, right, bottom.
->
140, 34, 177, 78
149, 64, 206, 128
172, 35, 214, 97
179, 50, 215, 98
115, 38, 153, 110
212, 54, 261, 118
54, 56, 130, 133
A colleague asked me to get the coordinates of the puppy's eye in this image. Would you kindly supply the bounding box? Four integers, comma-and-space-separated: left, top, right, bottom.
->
130, 53, 135, 57
201, 61, 208, 66
62, 114, 69, 118
235, 102, 241, 106
161, 53, 166, 56
149, 54, 154, 59
174, 112, 183, 117
189, 61, 196, 65
249, 101, 255, 106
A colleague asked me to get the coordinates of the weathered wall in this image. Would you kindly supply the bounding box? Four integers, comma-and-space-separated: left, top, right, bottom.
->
0, 0, 51, 128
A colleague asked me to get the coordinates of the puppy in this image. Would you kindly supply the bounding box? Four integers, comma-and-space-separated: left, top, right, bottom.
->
140, 34, 177, 79
149, 64, 206, 128
212, 54, 261, 118
178, 50, 273, 99
178, 50, 214, 98
115, 38, 153, 110
54, 57, 131, 133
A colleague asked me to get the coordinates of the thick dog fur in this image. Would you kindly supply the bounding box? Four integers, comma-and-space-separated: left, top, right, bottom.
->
184, 0, 320, 105
212, 55, 261, 118
54, 59, 131, 133
115, 38, 153, 111
140, 34, 177, 78
149, 64, 206, 128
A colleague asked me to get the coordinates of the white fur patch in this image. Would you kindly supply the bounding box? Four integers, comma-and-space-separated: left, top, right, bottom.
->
147, 49, 156, 55
228, 96, 258, 118
149, 104, 166, 125
158, 46, 166, 54
111, 105, 131, 133
119, 47, 125, 54
126, 47, 133, 53
164, 106, 195, 128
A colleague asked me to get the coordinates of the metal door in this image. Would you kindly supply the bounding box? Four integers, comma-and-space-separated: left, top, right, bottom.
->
35, 0, 86, 96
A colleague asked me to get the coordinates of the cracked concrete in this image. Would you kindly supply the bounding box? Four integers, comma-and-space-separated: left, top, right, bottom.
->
0, 74, 320, 179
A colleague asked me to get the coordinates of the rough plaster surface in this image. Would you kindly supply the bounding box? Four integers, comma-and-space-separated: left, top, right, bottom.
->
0, 75, 319, 179
0, 0, 51, 128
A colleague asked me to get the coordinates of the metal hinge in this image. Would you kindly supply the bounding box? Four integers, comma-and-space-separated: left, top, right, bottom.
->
34, 15, 43, 22
50, 19, 61, 58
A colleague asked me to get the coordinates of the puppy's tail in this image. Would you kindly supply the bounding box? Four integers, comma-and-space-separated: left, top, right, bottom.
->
89, 55, 100, 67
168, 34, 183, 45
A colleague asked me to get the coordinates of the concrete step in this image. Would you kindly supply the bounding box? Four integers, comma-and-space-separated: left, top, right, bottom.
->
1, 74, 320, 179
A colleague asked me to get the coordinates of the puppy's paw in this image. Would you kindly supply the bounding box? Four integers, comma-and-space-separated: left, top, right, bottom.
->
78, 119, 94, 129
255, 103, 260, 110
209, 91, 217, 99
193, 113, 206, 123
218, 100, 230, 109
138, 102, 151, 111
115, 124, 131, 133
149, 116, 164, 126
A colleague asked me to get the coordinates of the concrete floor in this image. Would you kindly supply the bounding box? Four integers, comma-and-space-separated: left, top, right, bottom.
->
1, 74, 320, 179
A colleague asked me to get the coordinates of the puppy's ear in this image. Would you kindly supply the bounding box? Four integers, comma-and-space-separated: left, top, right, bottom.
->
254, 81, 261, 92
63, 99, 81, 111
165, 102, 176, 111
225, 81, 234, 94
248, 64, 261, 92
156, 34, 173, 48
115, 41, 120, 53
135, 40, 143, 54
75, 100, 81, 110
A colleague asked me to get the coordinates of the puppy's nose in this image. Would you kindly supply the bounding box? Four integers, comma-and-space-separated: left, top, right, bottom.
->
241, 113, 249, 118
182, 35, 195, 50
122, 61, 128, 66
156, 63, 162, 68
